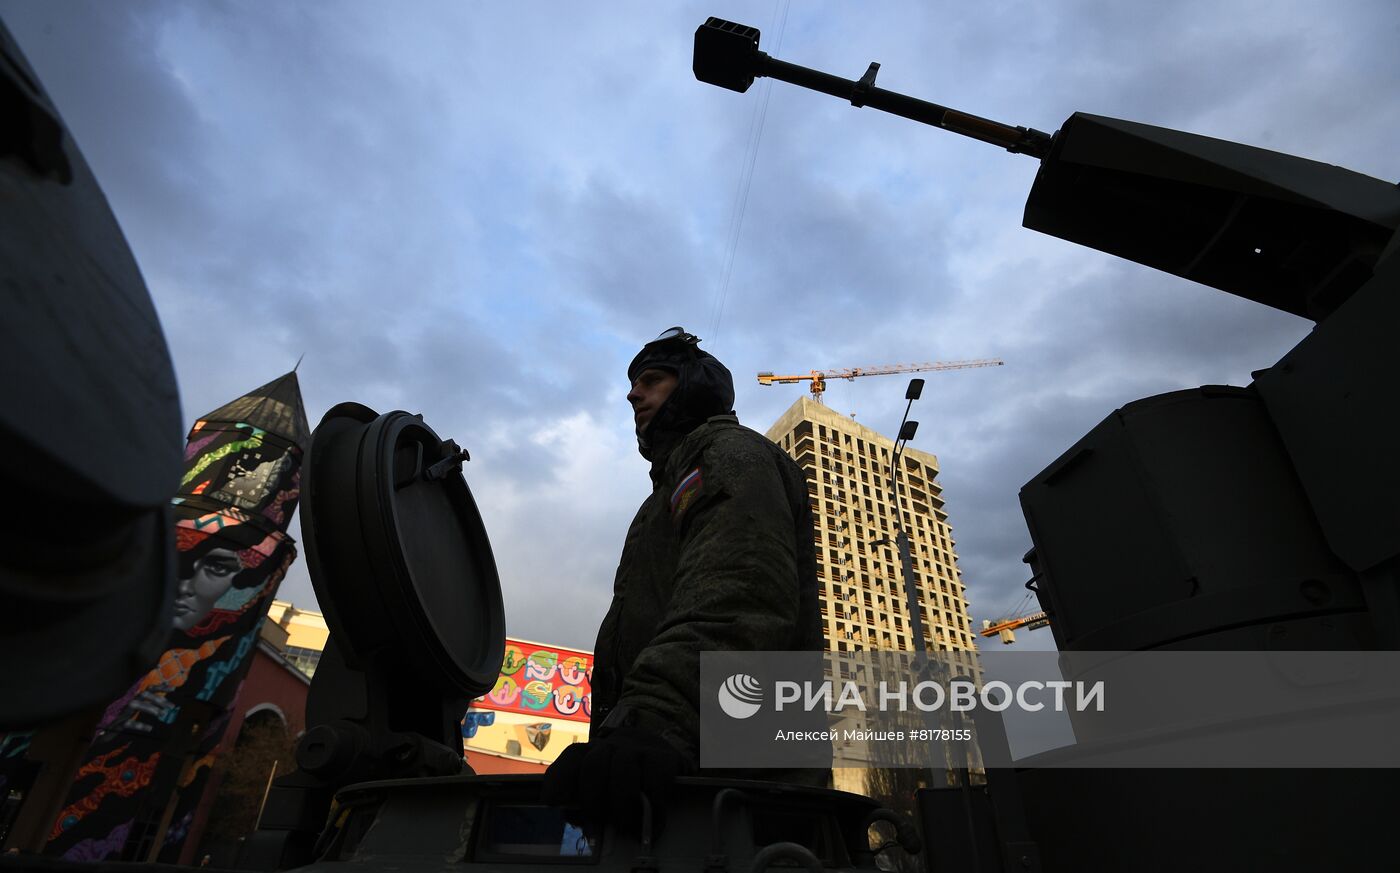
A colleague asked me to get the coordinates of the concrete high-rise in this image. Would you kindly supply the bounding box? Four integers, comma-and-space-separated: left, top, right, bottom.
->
765, 396, 978, 655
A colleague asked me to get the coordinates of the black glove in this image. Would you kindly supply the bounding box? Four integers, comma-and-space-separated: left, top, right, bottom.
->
541, 726, 693, 836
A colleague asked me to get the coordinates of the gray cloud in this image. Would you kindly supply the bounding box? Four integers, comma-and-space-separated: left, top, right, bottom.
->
4, 0, 1395, 654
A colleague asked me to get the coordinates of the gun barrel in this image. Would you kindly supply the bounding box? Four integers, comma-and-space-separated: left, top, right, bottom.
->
694, 17, 1051, 158
760, 55, 1052, 158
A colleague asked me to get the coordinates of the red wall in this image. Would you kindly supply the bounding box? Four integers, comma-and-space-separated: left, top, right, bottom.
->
465, 749, 548, 775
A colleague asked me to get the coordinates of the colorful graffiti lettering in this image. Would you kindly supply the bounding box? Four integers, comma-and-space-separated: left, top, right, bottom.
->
559, 656, 589, 686
524, 650, 559, 682
500, 645, 526, 675
488, 676, 520, 707
474, 639, 593, 723
552, 685, 588, 716
519, 680, 553, 711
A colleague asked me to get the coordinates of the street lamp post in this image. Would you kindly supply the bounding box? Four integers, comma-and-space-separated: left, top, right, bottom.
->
882, 389, 1026, 849
871, 379, 948, 792
888, 378, 928, 656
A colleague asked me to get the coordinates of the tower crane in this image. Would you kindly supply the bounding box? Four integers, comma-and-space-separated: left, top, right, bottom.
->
979, 611, 1050, 645
979, 581, 1050, 644
756, 359, 1003, 402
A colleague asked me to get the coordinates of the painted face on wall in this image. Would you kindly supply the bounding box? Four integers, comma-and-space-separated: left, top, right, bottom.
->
172, 547, 242, 631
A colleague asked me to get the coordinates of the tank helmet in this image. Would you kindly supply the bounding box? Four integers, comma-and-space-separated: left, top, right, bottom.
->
628, 326, 735, 450
628, 326, 702, 382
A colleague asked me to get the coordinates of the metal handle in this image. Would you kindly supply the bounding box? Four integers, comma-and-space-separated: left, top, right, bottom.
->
751, 842, 823, 873
862, 808, 923, 855
705, 788, 749, 872
425, 439, 470, 481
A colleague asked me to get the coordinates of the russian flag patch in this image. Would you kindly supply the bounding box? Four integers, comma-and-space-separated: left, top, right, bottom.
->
670, 467, 703, 524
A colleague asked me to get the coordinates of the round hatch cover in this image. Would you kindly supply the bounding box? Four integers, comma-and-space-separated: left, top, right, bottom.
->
300, 402, 505, 699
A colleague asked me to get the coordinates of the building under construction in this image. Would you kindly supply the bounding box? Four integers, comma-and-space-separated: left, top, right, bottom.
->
766, 396, 980, 795
765, 396, 978, 655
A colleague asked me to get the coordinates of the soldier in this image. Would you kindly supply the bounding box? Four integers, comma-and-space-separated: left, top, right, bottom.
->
543, 327, 824, 832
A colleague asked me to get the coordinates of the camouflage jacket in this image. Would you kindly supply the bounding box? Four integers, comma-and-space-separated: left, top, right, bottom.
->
589, 414, 822, 762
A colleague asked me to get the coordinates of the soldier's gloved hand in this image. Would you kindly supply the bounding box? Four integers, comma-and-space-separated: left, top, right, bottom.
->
541, 726, 693, 836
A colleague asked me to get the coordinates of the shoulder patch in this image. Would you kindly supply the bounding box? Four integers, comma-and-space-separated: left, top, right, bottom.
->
669, 467, 703, 524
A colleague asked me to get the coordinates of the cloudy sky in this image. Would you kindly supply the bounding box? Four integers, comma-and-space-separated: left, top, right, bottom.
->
4, 1, 1396, 652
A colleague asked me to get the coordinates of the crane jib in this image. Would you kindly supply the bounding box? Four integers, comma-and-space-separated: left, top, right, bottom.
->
755, 359, 1004, 400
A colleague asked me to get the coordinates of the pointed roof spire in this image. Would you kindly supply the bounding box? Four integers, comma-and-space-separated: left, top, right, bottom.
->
198, 370, 311, 451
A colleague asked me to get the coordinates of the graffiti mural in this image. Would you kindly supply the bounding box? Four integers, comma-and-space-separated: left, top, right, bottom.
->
461, 712, 495, 739
523, 723, 551, 752
43, 373, 308, 863
472, 640, 593, 723
0, 731, 37, 843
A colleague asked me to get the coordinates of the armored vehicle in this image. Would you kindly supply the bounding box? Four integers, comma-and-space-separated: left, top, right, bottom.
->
4, 12, 1399, 873
693, 15, 1399, 872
